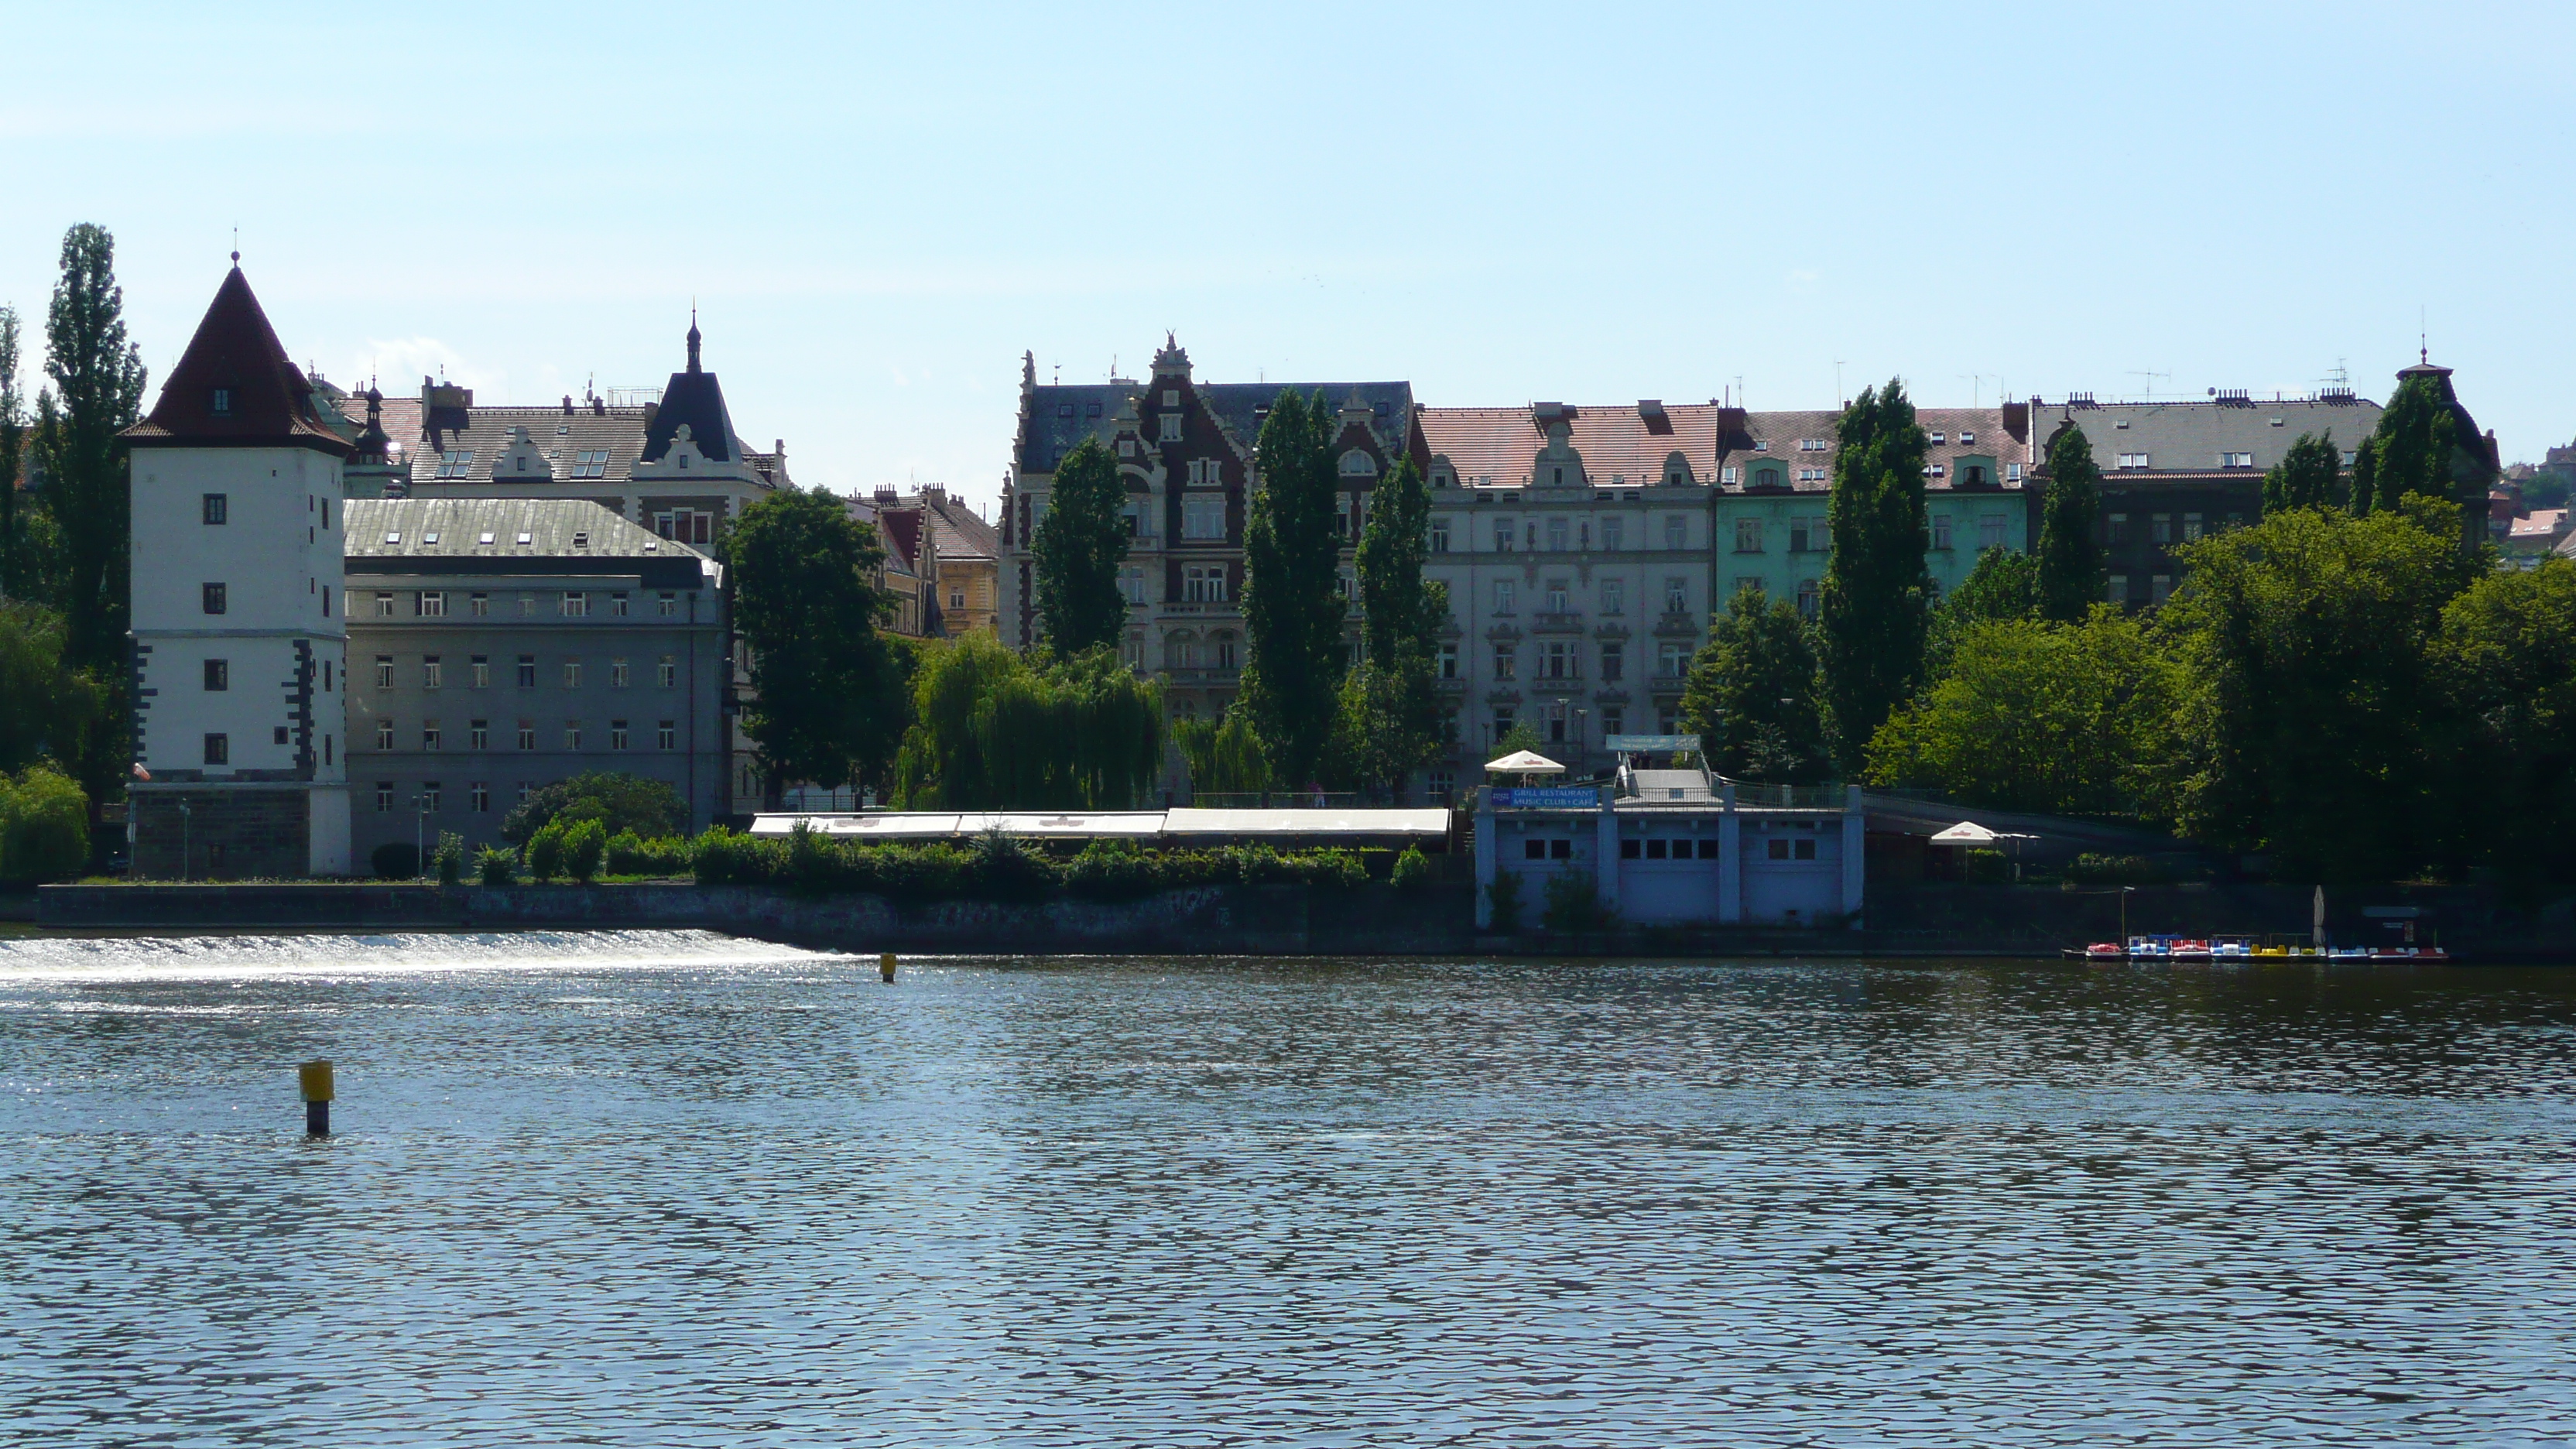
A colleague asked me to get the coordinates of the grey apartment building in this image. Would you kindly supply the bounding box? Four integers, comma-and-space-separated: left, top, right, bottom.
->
342, 497, 729, 862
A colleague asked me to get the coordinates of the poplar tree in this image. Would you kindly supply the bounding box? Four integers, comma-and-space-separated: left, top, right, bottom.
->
725, 486, 907, 794
1338, 455, 1449, 793
0, 306, 23, 599
2033, 423, 2105, 622
31, 224, 147, 809
1030, 436, 1130, 656
1238, 388, 1345, 786
1817, 379, 1930, 771
2260, 431, 2343, 514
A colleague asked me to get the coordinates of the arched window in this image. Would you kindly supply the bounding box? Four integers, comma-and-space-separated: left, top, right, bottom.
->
1339, 449, 1379, 478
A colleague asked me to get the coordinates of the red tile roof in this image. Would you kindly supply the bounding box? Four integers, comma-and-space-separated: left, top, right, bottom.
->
124, 266, 350, 454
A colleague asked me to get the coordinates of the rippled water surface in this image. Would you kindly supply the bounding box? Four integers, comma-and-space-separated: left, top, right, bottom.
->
4, 930, 2574, 1446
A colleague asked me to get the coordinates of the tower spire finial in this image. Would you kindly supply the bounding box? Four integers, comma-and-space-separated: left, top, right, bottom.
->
230, 225, 239, 266
686, 303, 702, 374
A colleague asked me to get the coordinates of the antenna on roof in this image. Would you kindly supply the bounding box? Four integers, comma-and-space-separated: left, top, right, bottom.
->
2126, 369, 2171, 401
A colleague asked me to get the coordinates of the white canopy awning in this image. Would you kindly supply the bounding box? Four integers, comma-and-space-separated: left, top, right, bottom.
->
1484, 750, 1565, 774
1930, 820, 2038, 844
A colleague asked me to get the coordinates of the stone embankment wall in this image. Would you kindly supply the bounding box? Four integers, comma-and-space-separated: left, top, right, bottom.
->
33, 880, 2576, 960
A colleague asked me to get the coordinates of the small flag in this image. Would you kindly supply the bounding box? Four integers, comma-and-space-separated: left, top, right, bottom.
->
132, 762, 151, 782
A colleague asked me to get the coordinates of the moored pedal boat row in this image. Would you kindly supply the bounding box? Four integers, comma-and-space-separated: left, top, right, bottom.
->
2065, 934, 2450, 964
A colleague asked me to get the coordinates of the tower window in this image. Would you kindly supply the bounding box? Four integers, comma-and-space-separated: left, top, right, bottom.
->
209, 388, 231, 414
201, 583, 227, 615
201, 493, 228, 525
203, 659, 228, 691
203, 733, 229, 765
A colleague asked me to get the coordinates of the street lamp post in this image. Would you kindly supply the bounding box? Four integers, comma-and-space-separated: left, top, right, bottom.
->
178, 800, 191, 883
412, 794, 427, 880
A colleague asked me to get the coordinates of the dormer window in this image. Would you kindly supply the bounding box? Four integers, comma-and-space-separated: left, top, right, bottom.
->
1930, 431, 1946, 445
572, 449, 610, 478
423, 532, 440, 545
571, 532, 590, 550
478, 532, 495, 545
384, 531, 402, 544
556, 425, 570, 435
1959, 430, 1975, 444
516, 532, 533, 546
1338, 449, 1378, 478
643, 540, 659, 551
434, 450, 474, 478
209, 388, 231, 415
677, 454, 689, 469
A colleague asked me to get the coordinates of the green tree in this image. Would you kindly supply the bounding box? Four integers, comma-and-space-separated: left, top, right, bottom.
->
2365, 370, 2494, 557
2156, 503, 2465, 882
1174, 709, 1270, 796
0, 305, 25, 601
1680, 584, 1827, 783
30, 224, 147, 811
2429, 560, 2576, 888
1237, 388, 1346, 786
1925, 547, 2036, 677
892, 634, 1163, 808
2260, 430, 2344, 514
1339, 456, 1450, 794
1867, 608, 2180, 817
2033, 423, 2105, 622
725, 486, 908, 794
500, 769, 690, 845
0, 601, 103, 772
1030, 436, 1130, 654
0, 763, 90, 884
1818, 379, 1931, 769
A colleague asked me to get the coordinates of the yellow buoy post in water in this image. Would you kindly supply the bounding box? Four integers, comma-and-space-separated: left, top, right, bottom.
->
299, 1059, 334, 1136
880, 952, 896, 983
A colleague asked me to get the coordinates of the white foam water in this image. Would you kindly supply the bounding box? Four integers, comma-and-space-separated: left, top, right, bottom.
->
0, 927, 842, 983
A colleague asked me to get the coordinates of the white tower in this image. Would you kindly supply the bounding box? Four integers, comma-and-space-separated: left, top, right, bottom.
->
122, 262, 352, 878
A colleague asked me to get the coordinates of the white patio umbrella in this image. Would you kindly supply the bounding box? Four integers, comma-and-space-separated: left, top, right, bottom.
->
1484, 749, 1566, 775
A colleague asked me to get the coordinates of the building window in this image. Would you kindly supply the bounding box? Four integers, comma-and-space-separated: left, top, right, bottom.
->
951, 588, 967, 609
1657, 641, 1692, 677
1493, 645, 1517, 680
2182, 512, 2204, 541
422, 656, 442, 690
1667, 516, 1690, 551
1547, 518, 1569, 551
323, 662, 332, 692
471, 656, 490, 689
658, 655, 677, 688
422, 719, 441, 751
375, 719, 394, 750
1430, 519, 1451, 553
2108, 512, 2130, 545
376, 782, 394, 813
572, 449, 611, 478
519, 593, 537, 617
517, 719, 536, 750
203, 659, 228, 691
1543, 641, 1574, 680
201, 493, 228, 525
201, 583, 228, 615
1931, 516, 1953, 550
610, 720, 629, 751
1664, 577, 1688, 615
563, 661, 583, 689
1797, 580, 1820, 620
1214, 633, 1238, 670
604, 592, 629, 618
466, 592, 488, 618
375, 655, 393, 689
469, 720, 489, 750
1494, 579, 1516, 614
518, 782, 534, 804
611, 658, 629, 689
561, 591, 587, 618
2152, 515, 2174, 545
471, 782, 491, 814
1600, 642, 1624, 681
2108, 574, 2128, 602
1181, 496, 1225, 540
1979, 515, 2008, 550
1491, 710, 1514, 742
516, 655, 537, 688
2151, 574, 2173, 603
1546, 581, 1569, 613
321, 585, 331, 618
1600, 578, 1625, 615
1438, 641, 1458, 678
324, 735, 333, 765
1494, 519, 1516, 553
564, 721, 583, 750
1184, 565, 1228, 602
434, 450, 474, 478
2221, 451, 2254, 469
420, 782, 441, 813
658, 720, 677, 751
1734, 519, 1762, 553
417, 591, 445, 618
2117, 452, 2150, 470
203, 732, 228, 765
375, 591, 396, 617
209, 388, 231, 415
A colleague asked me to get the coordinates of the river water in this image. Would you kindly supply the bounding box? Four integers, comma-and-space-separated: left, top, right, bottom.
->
2, 930, 2572, 1446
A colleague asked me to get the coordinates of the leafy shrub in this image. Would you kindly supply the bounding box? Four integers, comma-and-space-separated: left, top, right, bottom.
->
1485, 870, 1523, 932
433, 831, 467, 886
0, 766, 89, 884
606, 830, 690, 876
370, 841, 420, 880
501, 772, 688, 846
525, 821, 568, 882
2063, 853, 2169, 886
1065, 837, 1157, 900
562, 819, 608, 884
1390, 845, 1431, 892
971, 831, 1056, 901
1540, 869, 1613, 932
476, 846, 518, 886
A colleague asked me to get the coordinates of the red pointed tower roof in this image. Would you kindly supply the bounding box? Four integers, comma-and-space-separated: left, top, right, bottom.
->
123, 264, 350, 455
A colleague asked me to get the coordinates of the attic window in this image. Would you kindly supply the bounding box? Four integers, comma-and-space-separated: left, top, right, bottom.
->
2270, 417, 2286, 427
210, 388, 232, 415
2113, 420, 2130, 430
571, 532, 591, 550
556, 425, 570, 435
435, 449, 474, 478
384, 531, 402, 544
572, 449, 611, 478
1086, 402, 1101, 418
423, 532, 440, 545
1057, 403, 1074, 418
478, 532, 495, 545
1929, 431, 1946, 445
643, 540, 659, 551
1752, 440, 1768, 451
1958, 430, 1975, 444
516, 532, 533, 546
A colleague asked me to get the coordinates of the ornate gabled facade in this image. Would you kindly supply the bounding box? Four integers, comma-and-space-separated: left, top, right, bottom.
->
999, 337, 1419, 721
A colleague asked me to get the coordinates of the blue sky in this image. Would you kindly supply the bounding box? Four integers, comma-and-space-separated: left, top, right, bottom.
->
5, 2, 2569, 516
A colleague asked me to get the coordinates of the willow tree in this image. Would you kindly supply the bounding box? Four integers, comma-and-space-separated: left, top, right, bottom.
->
896, 635, 1162, 809
1238, 388, 1345, 786
1817, 379, 1930, 770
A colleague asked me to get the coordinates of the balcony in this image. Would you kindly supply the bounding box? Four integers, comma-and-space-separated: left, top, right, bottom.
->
1653, 611, 1701, 637
1532, 611, 1584, 634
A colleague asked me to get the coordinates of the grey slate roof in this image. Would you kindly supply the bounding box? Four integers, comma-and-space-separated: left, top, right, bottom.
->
922, 492, 998, 562
2042, 398, 2382, 478
333, 398, 656, 488
1728, 406, 2035, 493
1019, 381, 1415, 471
344, 497, 713, 566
